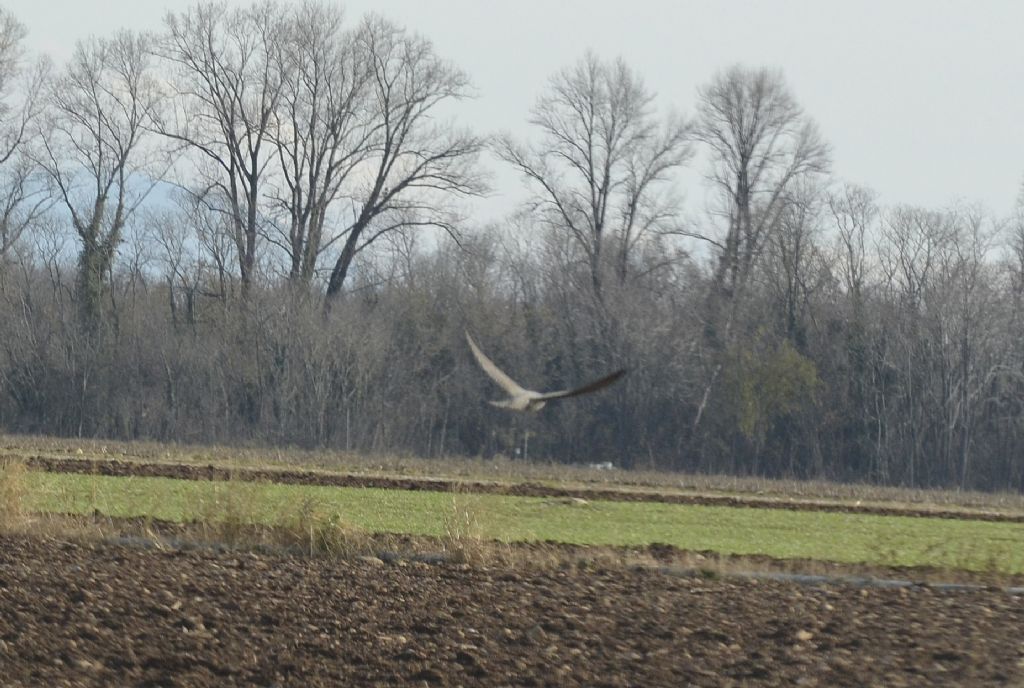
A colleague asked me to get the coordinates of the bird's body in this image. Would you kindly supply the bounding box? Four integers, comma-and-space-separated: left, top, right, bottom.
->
489, 391, 550, 413
465, 332, 625, 412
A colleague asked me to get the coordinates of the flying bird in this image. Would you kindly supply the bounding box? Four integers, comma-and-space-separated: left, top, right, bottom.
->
466, 332, 626, 412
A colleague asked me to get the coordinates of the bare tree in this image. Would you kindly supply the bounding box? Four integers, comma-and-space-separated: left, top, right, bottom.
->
697, 65, 830, 329
1006, 184, 1024, 302
826, 182, 881, 478
828, 182, 878, 309
322, 15, 485, 304
877, 206, 954, 312
183, 192, 240, 301
762, 180, 826, 345
0, 8, 50, 263
149, 206, 203, 327
691, 65, 829, 430
875, 205, 965, 486
159, 0, 287, 295
937, 207, 998, 488
496, 52, 692, 300
36, 31, 161, 327
269, 1, 373, 287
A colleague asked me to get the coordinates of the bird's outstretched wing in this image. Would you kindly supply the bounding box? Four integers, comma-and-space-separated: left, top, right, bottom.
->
465, 332, 530, 397
536, 369, 627, 401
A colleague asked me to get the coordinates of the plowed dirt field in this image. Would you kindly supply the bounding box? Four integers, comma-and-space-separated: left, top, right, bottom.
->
1, 534, 1022, 687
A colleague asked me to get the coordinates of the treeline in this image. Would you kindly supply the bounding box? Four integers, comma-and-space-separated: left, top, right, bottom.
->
0, 3, 1022, 491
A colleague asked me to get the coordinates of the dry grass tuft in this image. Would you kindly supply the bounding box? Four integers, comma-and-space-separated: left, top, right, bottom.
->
185, 477, 263, 547
0, 457, 27, 529
440, 488, 495, 565
178, 477, 372, 557
274, 494, 371, 557
0, 459, 112, 540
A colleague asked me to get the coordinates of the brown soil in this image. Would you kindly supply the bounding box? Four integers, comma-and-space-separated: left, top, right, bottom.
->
16, 454, 1024, 523
0, 534, 1021, 687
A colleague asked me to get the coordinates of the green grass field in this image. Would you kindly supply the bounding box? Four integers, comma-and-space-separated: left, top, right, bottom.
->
18, 470, 1024, 575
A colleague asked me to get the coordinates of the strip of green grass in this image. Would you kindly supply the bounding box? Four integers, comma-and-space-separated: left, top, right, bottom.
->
22, 471, 1024, 574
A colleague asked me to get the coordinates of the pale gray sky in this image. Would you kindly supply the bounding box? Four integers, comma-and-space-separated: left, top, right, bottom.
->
9, 0, 1024, 222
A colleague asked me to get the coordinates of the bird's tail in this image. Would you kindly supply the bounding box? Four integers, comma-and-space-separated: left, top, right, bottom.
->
487, 399, 518, 409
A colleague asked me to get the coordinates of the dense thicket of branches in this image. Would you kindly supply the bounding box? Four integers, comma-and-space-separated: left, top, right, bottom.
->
1, 2, 1023, 491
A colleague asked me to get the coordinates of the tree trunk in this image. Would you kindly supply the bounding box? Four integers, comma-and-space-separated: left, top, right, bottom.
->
325, 224, 363, 305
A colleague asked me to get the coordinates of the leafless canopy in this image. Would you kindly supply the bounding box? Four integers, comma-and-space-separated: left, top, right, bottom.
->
36, 30, 161, 325
270, 1, 372, 285
828, 182, 879, 306
322, 14, 486, 302
696, 65, 830, 305
158, 2, 484, 300
496, 52, 692, 299
159, 0, 287, 293
0, 8, 49, 261
690, 65, 830, 432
